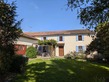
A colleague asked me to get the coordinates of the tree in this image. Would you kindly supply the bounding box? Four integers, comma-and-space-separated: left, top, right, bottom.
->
67, 0, 109, 62
67, 0, 109, 28
0, 0, 22, 81
86, 22, 109, 61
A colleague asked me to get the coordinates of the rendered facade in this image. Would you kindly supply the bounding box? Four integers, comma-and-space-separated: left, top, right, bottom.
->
25, 29, 95, 56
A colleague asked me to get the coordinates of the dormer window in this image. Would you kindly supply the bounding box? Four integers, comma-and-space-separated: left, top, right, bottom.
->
59, 36, 63, 41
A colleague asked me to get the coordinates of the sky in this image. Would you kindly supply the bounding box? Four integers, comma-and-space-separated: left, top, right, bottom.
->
8, 0, 85, 32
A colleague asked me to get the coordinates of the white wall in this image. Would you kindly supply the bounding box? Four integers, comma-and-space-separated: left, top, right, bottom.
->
35, 34, 93, 56
15, 37, 37, 47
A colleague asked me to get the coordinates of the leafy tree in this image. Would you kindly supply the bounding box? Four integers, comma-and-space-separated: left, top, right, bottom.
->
86, 22, 109, 61
0, 0, 22, 81
67, 0, 109, 28
67, 0, 109, 62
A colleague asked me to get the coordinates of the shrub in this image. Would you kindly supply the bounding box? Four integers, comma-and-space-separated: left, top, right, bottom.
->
64, 52, 76, 59
26, 46, 37, 58
75, 52, 86, 59
64, 51, 86, 59
10, 55, 28, 73
86, 52, 103, 62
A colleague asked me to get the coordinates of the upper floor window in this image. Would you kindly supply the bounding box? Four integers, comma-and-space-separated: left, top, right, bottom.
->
76, 35, 84, 41
59, 36, 63, 41
43, 37, 46, 40
78, 35, 82, 41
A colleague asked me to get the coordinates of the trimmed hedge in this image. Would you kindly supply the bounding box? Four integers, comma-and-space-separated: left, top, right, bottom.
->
26, 46, 37, 58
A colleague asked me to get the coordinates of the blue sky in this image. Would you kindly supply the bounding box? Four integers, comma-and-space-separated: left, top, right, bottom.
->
8, 0, 85, 32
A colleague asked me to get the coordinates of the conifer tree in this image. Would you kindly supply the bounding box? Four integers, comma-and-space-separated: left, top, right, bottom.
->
0, 0, 22, 81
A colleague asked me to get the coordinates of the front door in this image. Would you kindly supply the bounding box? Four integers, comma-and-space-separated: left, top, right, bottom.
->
59, 46, 64, 56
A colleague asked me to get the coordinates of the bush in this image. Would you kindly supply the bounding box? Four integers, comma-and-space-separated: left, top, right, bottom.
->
64, 51, 86, 59
26, 46, 37, 58
64, 52, 76, 59
86, 53, 103, 62
10, 55, 28, 73
75, 52, 86, 59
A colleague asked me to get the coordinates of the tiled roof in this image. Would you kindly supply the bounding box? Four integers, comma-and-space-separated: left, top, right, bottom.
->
21, 33, 38, 40
24, 29, 95, 37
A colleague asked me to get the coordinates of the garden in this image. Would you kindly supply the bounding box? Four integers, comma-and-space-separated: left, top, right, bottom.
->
12, 58, 109, 82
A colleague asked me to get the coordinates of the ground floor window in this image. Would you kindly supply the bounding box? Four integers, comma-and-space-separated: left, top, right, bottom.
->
76, 46, 85, 52
78, 46, 83, 52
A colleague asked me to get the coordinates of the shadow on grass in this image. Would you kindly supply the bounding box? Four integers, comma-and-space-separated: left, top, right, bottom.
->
12, 59, 109, 82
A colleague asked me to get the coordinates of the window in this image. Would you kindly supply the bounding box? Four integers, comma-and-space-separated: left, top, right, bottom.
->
59, 36, 63, 41
78, 46, 83, 52
43, 37, 46, 40
78, 35, 82, 41
76, 46, 86, 52
76, 35, 84, 41
38, 46, 42, 51
18, 46, 24, 50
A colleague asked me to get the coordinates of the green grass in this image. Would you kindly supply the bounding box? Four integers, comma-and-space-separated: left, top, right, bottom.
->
12, 59, 109, 82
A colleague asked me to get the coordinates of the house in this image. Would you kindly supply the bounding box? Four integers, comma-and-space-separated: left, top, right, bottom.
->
25, 29, 95, 56
14, 33, 38, 55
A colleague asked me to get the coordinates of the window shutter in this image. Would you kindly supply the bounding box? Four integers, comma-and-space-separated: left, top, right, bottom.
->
82, 35, 84, 41
63, 36, 64, 41
83, 46, 86, 51
76, 46, 78, 52
57, 36, 59, 41
76, 35, 78, 41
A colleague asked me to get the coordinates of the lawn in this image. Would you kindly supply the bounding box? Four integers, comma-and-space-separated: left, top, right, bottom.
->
12, 58, 109, 82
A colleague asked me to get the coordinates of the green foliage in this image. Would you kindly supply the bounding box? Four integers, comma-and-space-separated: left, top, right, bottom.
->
64, 51, 85, 59
0, 1, 22, 46
67, 0, 109, 28
75, 52, 86, 59
0, 0, 22, 78
64, 51, 76, 59
12, 59, 109, 82
38, 39, 57, 57
95, 22, 109, 32
26, 46, 37, 58
49, 39, 57, 47
38, 40, 44, 45
0, 45, 14, 73
86, 22, 109, 62
38, 39, 57, 47
10, 55, 28, 73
